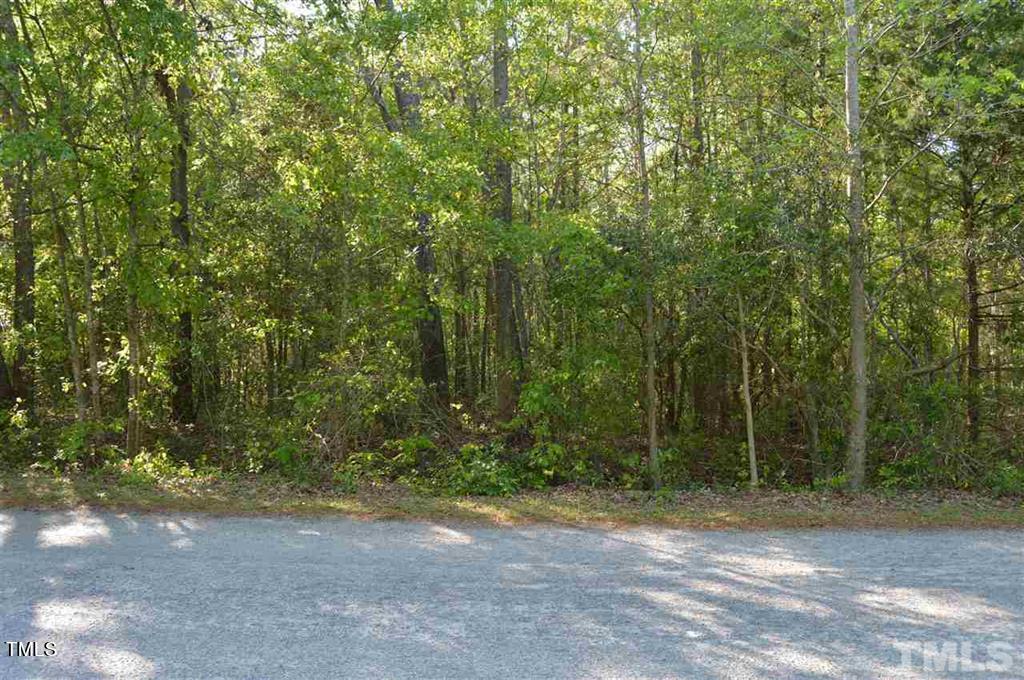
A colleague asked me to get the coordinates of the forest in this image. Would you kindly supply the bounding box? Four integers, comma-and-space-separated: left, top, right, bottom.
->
1, 0, 1022, 496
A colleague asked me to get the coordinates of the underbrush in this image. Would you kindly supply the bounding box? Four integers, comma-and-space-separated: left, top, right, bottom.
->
333, 439, 591, 496
2, 401, 1023, 498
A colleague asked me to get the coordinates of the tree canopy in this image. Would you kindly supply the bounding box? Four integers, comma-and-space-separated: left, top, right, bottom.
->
2, 0, 1022, 494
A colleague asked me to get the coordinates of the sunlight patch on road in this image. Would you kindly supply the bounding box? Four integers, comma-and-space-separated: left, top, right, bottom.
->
753, 636, 843, 678
86, 646, 156, 679
712, 553, 839, 578
37, 511, 111, 548
428, 525, 474, 545
0, 513, 12, 546
33, 597, 121, 634
856, 587, 1015, 625
29, 595, 155, 679
636, 588, 722, 615
607, 529, 700, 562
632, 588, 730, 636
685, 578, 835, 618
157, 520, 196, 549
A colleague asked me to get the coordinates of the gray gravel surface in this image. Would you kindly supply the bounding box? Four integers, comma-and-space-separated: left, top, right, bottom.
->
1, 509, 1022, 678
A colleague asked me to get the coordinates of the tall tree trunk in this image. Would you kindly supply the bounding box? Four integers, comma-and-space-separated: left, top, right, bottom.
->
920, 187, 936, 376
265, 331, 277, 410
738, 293, 758, 488
0, 348, 12, 404
798, 276, 825, 482
690, 43, 704, 167
415, 212, 450, 406
843, 0, 868, 490
125, 193, 143, 457
481, 269, 494, 397
492, 0, 521, 421
1, 0, 35, 413
632, 1, 659, 489
49, 191, 88, 422
98, 0, 146, 451
453, 252, 473, 401
512, 269, 529, 365
801, 11, 828, 483
663, 304, 678, 434
804, 380, 823, 481
156, 67, 196, 424
365, 0, 450, 408
685, 40, 706, 443
75, 188, 102, 419
959, 148, 981, 445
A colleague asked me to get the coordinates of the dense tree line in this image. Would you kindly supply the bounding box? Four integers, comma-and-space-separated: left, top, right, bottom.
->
1, 0, 1022, 492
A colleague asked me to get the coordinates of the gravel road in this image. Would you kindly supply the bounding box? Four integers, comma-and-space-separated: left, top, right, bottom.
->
1, 509, 1021, 678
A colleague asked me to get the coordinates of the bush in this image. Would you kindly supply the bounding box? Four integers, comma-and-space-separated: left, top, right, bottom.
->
985, 462, 1024, 497
876, 450, 960, 489
329, 436, 606, 495
442, 443, 520, 496
269, 441, 316, 480
811, 473, 848, 492
0, 401, 37, 464
519, 442, 568, 489
105, 446, 195, 486
387, 435, 438, 479
654, 447, 691, 489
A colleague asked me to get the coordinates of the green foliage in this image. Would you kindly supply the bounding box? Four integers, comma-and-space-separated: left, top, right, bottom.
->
984, 462, 1024, 498
442, 443, 520, 497
651, 447, 690, 490
332, 450, 386, 492
812, 474, 849, 492
3, 0, 1023, 499
330, 436, 437, 490
105, 446, 195, 487
877, 451, 960, 490
520, 442, 568, 489
270, 441, 307, 474
328, 439, 591, 496
54, 421, 109, 466
707, 438, 750, 488
0, 402, 37, 463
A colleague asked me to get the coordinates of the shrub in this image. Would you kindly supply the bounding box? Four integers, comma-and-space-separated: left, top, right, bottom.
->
520, 442, 567, 489
985, 462, 1024, 497
877, 450, 959, 489
655, 447, 691, 489
54, 421, 95, 466
443, 443, 520, 496
106, 446, 195, 486
0, 401, 37, 464
387, 435, 437, 479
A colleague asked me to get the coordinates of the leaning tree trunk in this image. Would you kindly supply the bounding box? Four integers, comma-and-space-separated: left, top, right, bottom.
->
843, 0, 868, 490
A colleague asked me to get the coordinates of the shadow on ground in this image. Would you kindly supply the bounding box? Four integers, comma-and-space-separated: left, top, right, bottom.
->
1, 509, 1022, 678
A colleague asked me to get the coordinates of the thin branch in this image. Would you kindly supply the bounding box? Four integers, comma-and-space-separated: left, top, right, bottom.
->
865, 116, 960, 214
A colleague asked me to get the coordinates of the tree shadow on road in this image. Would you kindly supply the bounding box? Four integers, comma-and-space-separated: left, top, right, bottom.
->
1, 509, 1021, 678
